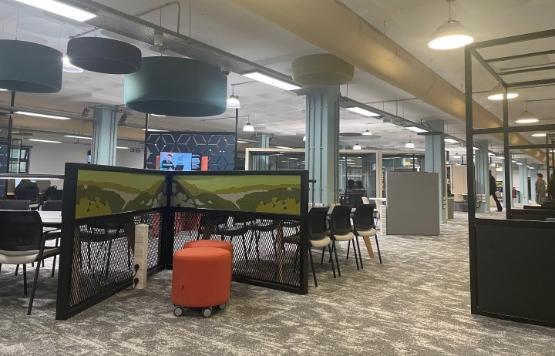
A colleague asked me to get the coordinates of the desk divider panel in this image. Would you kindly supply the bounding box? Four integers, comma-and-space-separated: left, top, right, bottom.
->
56, 164, 308, 320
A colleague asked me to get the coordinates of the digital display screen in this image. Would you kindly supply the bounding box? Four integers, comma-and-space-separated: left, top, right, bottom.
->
159, 152, 209, 171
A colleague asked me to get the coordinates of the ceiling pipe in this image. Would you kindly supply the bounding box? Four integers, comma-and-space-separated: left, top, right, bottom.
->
231, 0, 544, 162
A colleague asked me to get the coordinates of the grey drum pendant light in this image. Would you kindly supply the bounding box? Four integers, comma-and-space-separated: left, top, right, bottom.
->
66, 37, 142, 74
124, 57, 227, 117
0, 40, 62, 93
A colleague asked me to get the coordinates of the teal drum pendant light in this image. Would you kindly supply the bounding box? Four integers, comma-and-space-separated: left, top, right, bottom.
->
0, 40, 62, 93
124, 57, 227, 117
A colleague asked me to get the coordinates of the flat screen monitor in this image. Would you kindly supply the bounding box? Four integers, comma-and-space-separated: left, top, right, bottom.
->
160, 152, 192, 171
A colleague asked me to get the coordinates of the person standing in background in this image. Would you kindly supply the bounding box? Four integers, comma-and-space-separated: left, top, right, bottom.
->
535, 173, 547, 205
489, 170, 502, 212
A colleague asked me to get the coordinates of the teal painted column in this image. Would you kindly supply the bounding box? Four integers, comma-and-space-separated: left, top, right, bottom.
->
91, 107, 118, 166
256, 134, 270, 170
424, 120, 446, 222
475, 140, 490, 213
305, 86, 340, 205
519, 165, 528, 204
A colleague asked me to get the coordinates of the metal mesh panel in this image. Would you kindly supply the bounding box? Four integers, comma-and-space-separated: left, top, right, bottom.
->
68, 211, 163, 308
173, 210, 305, 290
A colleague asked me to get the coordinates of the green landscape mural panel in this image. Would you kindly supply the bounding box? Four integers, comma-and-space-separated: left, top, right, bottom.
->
172, 175, 302, 216
75, 170, 166, 219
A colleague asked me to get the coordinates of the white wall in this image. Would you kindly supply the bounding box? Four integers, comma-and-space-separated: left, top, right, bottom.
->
28, 141, 144, 174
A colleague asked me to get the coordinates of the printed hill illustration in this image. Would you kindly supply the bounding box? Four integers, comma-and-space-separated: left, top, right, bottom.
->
75, 170, 166, 219
172, 175, 301, 216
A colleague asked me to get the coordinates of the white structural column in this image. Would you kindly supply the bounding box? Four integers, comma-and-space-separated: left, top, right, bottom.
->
91, 107, 118, 165
305, 86, 340, 205
475, 140, 490, 213
519, 165, 529, 204
424, 119, 447, 223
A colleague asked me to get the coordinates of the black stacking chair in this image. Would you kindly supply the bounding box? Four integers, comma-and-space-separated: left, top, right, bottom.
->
0, 199, 30, 210
307, 207, 336, 287
42, 200, 62, 211
0, 210, 60, 314
215, 215, 250, 262
353, 204, 382, 264
0, 199, 30, 275
329, 205, 360, 276
42, 200, 63, 276
249, 218, 279, 261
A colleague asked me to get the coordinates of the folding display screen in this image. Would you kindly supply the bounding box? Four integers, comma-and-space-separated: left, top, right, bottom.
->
172, 174, 302, 216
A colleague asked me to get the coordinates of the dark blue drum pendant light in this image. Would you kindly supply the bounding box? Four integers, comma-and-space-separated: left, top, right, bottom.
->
124, 56, 227, 117
0, 40, 62, 93
66, 37, 142, 74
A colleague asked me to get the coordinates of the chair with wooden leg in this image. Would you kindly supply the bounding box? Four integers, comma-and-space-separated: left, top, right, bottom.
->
329, 205, 360, 276
353, 204, 382, 264
0, 210, 60, 314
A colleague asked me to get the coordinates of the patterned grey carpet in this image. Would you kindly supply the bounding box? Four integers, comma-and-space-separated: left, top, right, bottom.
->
1, 213, 554, 355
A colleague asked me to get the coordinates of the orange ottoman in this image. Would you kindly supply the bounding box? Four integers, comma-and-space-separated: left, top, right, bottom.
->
183, 240, 233, 254
172, 247, 232, 317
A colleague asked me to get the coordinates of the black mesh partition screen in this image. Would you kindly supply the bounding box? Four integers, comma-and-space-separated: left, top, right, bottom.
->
67, 211, 162, 308
173, 210, 305, 291
56, 164, 308, 320
145, 132, 236, 171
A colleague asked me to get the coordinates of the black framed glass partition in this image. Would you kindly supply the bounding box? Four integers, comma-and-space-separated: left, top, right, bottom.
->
465, 29, 555, 327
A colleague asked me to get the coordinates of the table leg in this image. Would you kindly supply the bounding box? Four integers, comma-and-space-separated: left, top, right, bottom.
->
362, 236, 374, 258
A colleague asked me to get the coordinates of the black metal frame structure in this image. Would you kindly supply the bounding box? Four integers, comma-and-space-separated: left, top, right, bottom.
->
56, 164, 308, 320
465, 29, 555, 327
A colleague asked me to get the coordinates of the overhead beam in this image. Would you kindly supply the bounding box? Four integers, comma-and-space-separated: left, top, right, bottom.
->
231, 0, 545, 163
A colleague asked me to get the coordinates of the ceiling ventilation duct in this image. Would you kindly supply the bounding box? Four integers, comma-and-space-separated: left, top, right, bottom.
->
292, 53, 353, 86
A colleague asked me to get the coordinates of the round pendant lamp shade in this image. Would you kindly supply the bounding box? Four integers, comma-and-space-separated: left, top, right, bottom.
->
292, 53, 354, 86
124, 57, 227, 117
67, 37, 142, 74
0, 40, 62, 93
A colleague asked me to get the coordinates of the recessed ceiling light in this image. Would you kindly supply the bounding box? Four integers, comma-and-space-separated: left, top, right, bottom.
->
237, 140, 248, 144
346, 107, 380, 117
116, 146, 129, 150
64, 134, 92, 140
29, 138, 61, 144
444, 138, 458, 144
15, 0, 97, 22
362, 129, 372, 136
142, 128, 166, 132
406, 126, 428, 133
487, 152, 495, 156
405, 141, 415, 149
243, 72, 301, 91
532, 133, 547, 137
16, 111, 71, 120
452, 155, 462, 159
150, 114, 166, 117
516, 162, 523, 165
515, 117, 539, 124
353, 143, 362, 150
